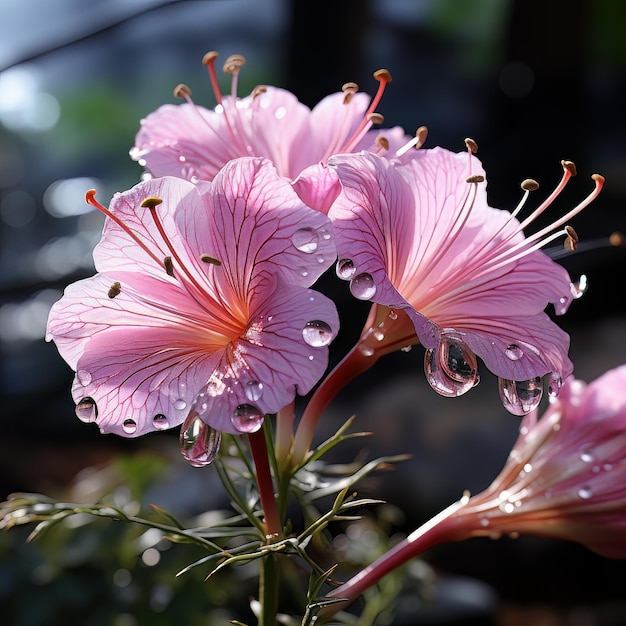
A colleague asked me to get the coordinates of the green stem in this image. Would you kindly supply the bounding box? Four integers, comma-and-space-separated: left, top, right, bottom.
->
259, 553, 279, 626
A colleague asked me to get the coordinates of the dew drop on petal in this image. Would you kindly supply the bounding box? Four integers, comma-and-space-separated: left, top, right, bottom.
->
498, 376, 543, 416
302, 320, 334, 347
174, 399, 187, 411
153, 414, 169, 430
504, 344, 524, 361
245, 380, 264, 402
76, 397, 98, 423
350, 273, 376, 299
424, 334, 479, 397
336, 258, 356, 280
359, 344, 375, 357
123, 419, 137, 434
548, 373, 563, 399
291, 227, 319, 253
77, 370, 92, 386
180, 411, 222, 467
231, 404, 264, 433
578, 486, 593, 500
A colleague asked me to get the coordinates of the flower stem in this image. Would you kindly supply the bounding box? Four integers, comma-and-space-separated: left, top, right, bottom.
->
258, 553, 279, 626
248, 429, 281, 538
318, 498, 468, 621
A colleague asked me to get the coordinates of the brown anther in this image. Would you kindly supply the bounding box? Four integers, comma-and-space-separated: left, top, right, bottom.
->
202, 51, 219, 66
561, 160, 577, 176
140, 197, 164, 209
342, 82, 359, 93
201, 254, 222, 266
173, 84, 192, 99
223, 54, 246, 74
564, 225, 579, 251
521, 178, 540, 192
464, 138, 478, 154
373, 69, 392, 83
592, 173, 605, 184
251, 85, 267, 98
610, 232, 625, 247
368, 112, 384, 125
164, 256, 174, 277
466, 175, 485, 184
415, 125, 428, 148
108, 281, 121, 299
376, 136, 390, 151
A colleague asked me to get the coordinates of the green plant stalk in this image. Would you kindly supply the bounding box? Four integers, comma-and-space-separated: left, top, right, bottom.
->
259, 553, 279, 626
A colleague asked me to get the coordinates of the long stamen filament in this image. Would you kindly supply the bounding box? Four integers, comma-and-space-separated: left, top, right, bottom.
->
86, 190, 164, 267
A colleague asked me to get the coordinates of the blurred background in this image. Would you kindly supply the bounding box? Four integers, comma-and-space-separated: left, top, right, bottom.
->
1, 1, 626, 624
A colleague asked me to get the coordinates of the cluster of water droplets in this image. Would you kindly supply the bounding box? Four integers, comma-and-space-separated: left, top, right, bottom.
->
420, 331, 562, 416
336, 258, 377, 300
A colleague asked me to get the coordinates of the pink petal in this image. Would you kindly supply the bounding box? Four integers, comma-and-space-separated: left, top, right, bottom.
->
291, 163, 341, 215
190, 275, 340, 434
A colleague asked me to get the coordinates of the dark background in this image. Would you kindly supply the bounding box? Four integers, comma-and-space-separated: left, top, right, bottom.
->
1, 1, 626, 624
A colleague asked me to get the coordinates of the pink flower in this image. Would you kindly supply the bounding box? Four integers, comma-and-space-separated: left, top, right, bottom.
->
323, 367, 626, 617
457, 364, 626, 558
130, 52, 418, 213
327, 147, 603, 413
46, 157, 339, 448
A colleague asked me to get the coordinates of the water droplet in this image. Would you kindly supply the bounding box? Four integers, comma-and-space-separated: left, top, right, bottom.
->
499, 501, 515, 514
302, 320, 334, 347
359, 344, 375, 357
153, 414, 169, 430
424, 334, 479, 397
579, 450, 594, 463
292, 227, 319, 253
578, 486, 593, 500
174, 399, 187, 411
308, 355, 314, 361
245, 380, 264, 402
316, 254, 325, 264
373, 330, 385, 342
77, 370, 92, 386
336, 258, 356, 280
548, 373, 562, 398
231, 404, 264, 433
319, 228, 331, 240
388, 310, 398, 320
350, 273, 376, 299
401, 345, 412, 353
504, 344, 523, 361
180, 411, 222, 467
479, 517, 490, 527
123, 419, 137, 434
573, 274, 588, 299
498, 376, 543, 416
76, 397, 98, 423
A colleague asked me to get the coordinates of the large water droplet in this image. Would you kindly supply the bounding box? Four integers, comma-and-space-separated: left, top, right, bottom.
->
77, 370, 92, 386
350, 273, 376, 299
245, 380, 264, 402
292, 227, 319, 253
336, 258, 356, 280
180, 411, 222, 467
498, 376, 543, 416
302, 320, 334, 347
231, 404, 264, 433
153, 414, 169, 430
578, 485, 593, 500
123, 419, 137, 435
76, 397, 98, 423
504, 344, 523, 361
174, 399, 187, 411
424, 334, 479, 397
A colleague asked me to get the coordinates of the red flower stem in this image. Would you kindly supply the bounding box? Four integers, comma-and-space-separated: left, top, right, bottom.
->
248, 429, 281, 537
319, 499, 468, 621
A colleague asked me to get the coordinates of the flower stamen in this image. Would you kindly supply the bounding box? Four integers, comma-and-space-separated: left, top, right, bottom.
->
395, 125, 428, 156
